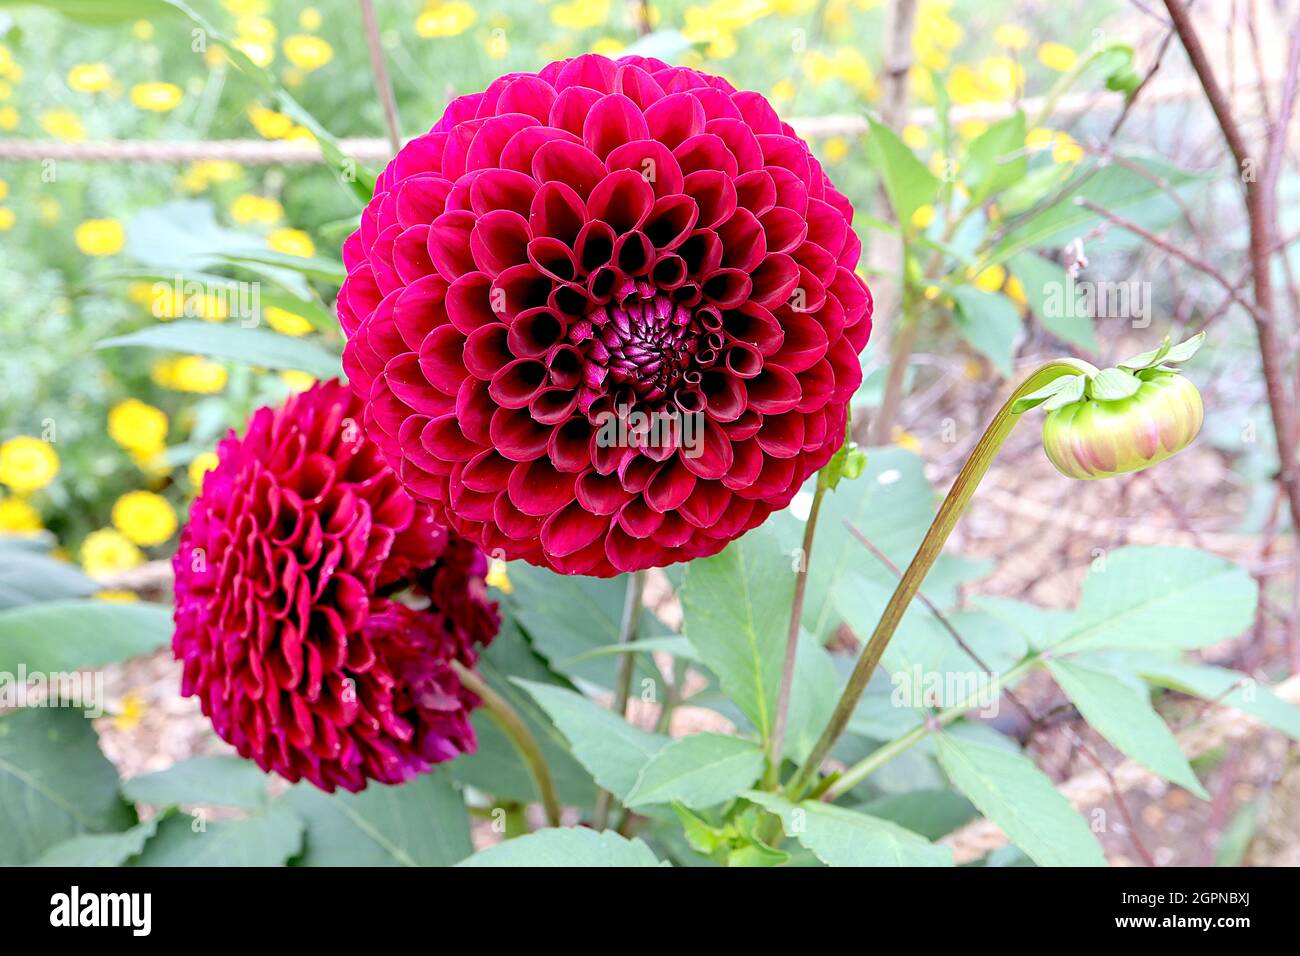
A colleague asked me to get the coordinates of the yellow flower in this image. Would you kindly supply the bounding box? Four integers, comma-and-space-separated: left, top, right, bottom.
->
132, 20, 155, 41
0, 80, 10, 100
94, 589, 139, 603
80, 528, 144, 579
1005, 275, 1028, 308
1051, 133, 1084, 164
968, 264, 1007, 292
285, 125, 317, 144
230, 193, 283, 225
0, 208, 13, 231
283, 34, 333, 71
945, 65, 981, 104
108, 399, 169, 453
486, 557, 513, 594
111, 690, 148, 731
234, 38, 275, 68
770, 78, 797, 103
1025, 126, 1055, 152
901, 124, 928, 150
67, 63, 112, 93
112, 490, 177, 546
910, 204, 935, 230
299, 7, 322, 30
0, 497, 42, 533
131, 82, 183, 112
0, 436, 59, 494
891, 426, 922, 454
591, 37, 625, 57
0, 45, 12, 75
803, 47, 874, 97
248, 104, 294, 139
188, 451, 219, 489
822, 136, 850, 164
223, 0, 268, 14
153, 355, 228, 393
551, 0, 609, 30
267, 228, 315, 258
264, 306, 313, 336
978, 56, 1023, 100
417, 1, 478, 37
40, 108, 86, 141
994, 23, 1029, 50
279, 370, 316, 392
958, 118, 988, 140
180, 159, 243, 191
236, 15, 277, 44
1037, 42, 1077, 72
74, 218, 126, 256
0, 106, 16, 130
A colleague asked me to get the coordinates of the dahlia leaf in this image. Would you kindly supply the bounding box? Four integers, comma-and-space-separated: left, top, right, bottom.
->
516, 680, 669, 803
458, 827, 666, 868
122, 756, 270, 811
0, 545, 97, 609
0, 709, 134, 865
964, 111, 1028, 205
1045, 658, 1208, 799
680, 527, 794, 744
130, 804, 304, 867
1087, 367, 1142, 401
625, 733, 764, 810
951, 287, 1023, 378
934, 733, 1107, 867
98, 320, 343, 380
1058, 546, 1257, 654
1008, 252, 1099, 351
0, 599, 171, 674
1010, 374, 1078, 414
865, 116, 941, 227
285, 773, 471, 867
27, 817, 160, 867
743, 792, 953, 867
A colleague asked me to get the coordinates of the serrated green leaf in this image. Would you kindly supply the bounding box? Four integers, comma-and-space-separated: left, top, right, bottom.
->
626, 733, 764, 809
865, 116, 940, 226
744, 791, 953, 866
1088, 367, 1142, 401
515, 680, 668, 802
122, 756, 270, 811
28, 818, 159, 867
1011, 374, 1078, 414
457, 827, 665, 867
1046, 658, 1208, 798
935, 733, 1106, 866
1041, 373, 1086, 410
130, 804, 303, 867
0, 600, 171, 674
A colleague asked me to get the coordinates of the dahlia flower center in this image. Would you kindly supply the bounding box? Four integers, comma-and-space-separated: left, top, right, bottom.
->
586, 279, 723, 406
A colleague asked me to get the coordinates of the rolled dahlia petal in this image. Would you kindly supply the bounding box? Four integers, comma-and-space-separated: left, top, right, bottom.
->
172, 380, 500, 793
340, 54, 874, 576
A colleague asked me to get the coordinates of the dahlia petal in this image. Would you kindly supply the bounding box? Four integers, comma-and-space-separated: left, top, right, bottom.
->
704, 118, 765, 173
469, 209, 532, 277
584, 94, 651, 159
613, 62, 666, 110
395, 175, 452, 229
554, 53, 618, 93
680, 421, 733, 480
418, 324, 470, 394
533, 140, 607, 200
427, 210, 478, 283
445, 271, 500, 334
549, 84, 603, 137
746, 365, 803, 415
643, 194, 699, 251
734, 168, 777, 216
540, 500, 609, 557
644, 91, 706, 149
466, 113, 539, 172
489, 357, 549, 409
682, 170, 738, 229
674, 133, 739, 178
462, 322, 512, 380
529, 180, 587, 246
496, 75, 558, 123
499, 125, 581, 174
575, 468, 633, 515
489, 406, 552, 461
469, 167, 538, 217
508, 458, 577, 516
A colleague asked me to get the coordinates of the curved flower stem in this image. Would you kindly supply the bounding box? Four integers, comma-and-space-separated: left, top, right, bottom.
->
592, 569, 647, 830
765, 476, 829, 788
783, 358, 1098, 802
451, 660, 562, 828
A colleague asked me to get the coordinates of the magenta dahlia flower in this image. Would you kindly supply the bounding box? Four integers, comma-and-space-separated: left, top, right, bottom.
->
340, 54, 873, 576
172, 380, 500, 793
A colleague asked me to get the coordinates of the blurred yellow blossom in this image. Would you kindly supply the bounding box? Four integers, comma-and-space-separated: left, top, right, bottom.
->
41, 109, 86, 141
74, 218, 126, 256
111, 691, 148, 731
891, 426, 922, 454
901, 124, 928, 150
969, 264, 1007, 292
910, 204, 935, 230
188, 451, 219, 489
67, 63, 112, 93
803, 48, 875, 97
0, 208, 13, 231
1037, 42, 1077, 72
770, 78, 796, 103
108, 399, 168, 453
1005, 275, 1027, 308
417, 1, 478, 37
284, 35, 333, 71
1052, 133, 1084, 164
945, 65, 981, 104
152, 355, 228, 394
132, 20, 155, 41
822, 137, 849, 163
551, 0, 610, 30
236, 15, 276, 44
112, 490, 177, 547
230, 193, 283, 225
95, 590, 139, 603
994, 23, 1029, 50
0, 45, 12, 75
280, 370, 316, 392
0, 107, 18, 130
234, 38, 275, 67
978, 56, 1023, 100
268, 228, 315, 258
591, 37, 624, 57
265, 306, 313, 336
179, 159, 242, 192
81, 529, 144, 579
0, 437, 58, 494
958, 118, 988, 140
223, 0, 268, 14
299, 7, 323, 30
1025, 126, 1055, 151
0, 497, 42, 533
486, 558, 512, 593
131, 82, 183, 112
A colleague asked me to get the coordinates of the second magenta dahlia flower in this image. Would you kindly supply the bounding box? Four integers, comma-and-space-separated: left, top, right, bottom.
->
172, 380, 499, 793
340, 54, 873, 576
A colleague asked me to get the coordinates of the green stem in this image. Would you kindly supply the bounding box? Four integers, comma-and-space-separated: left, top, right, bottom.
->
783, 358, 1097, 801
452, 660, 562, 828
825, 656, 1040, 800
592, 569, 647, 830
765, 474, 830, 789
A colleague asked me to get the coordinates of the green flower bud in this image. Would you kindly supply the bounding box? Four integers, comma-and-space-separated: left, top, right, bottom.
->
1042, 369, 1203, 480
